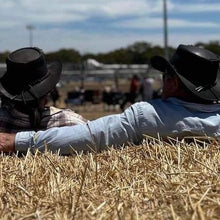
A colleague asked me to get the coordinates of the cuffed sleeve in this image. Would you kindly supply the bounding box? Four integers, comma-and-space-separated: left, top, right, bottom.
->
15, 131, 35, 152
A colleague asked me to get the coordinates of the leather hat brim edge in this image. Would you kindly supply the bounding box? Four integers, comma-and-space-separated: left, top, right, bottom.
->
150, 55, 220, 101
0, 61, 62, 101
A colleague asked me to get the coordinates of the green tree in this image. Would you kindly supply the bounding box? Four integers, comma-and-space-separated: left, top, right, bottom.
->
203, 41, 220, 55
0, 51, 10, 62
46, 49, 81, 63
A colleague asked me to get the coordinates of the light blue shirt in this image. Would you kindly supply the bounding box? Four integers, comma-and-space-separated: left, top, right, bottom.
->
15, 98, 220, 154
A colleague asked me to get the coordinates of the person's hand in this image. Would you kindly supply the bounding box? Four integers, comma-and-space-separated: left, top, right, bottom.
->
0, 133, 16, 153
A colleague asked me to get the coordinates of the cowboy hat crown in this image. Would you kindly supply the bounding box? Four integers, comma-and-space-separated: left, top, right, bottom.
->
0, 47, 62, 102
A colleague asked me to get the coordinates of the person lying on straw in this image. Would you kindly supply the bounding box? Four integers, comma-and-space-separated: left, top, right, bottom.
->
1, 44, 220, 155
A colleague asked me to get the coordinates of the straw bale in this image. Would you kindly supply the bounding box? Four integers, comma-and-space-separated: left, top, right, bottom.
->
0, 137, 220, 219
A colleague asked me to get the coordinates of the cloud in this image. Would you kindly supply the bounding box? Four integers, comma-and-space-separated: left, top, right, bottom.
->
1, 0, 220, 29
115, 17, 219, 29
172, 3, 220, 13
0, 0, 220, 53
100, 0, 161, 17
0, 0, 162, 28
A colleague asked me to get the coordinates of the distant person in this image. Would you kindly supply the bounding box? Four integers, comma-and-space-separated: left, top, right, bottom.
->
0, 47, 87, 133
102, 86, 112, 111
2, 45, 220, 154
120, 74, 140, 110
65, 86, 85, 106
78, 86, 85, 105
110, 85, 123, 110
102, 85, 122, 111
140, 77, 155, 101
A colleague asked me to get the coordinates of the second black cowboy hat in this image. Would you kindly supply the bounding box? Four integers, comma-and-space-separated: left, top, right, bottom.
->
0, 47, 61, 102
150, 44, 220, 101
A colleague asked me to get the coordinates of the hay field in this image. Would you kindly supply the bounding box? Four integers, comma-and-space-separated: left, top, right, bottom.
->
1, 137, 220, 219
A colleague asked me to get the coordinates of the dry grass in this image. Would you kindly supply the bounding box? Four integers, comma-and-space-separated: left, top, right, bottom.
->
2, 81, 219, 219
0, 137, 220, 219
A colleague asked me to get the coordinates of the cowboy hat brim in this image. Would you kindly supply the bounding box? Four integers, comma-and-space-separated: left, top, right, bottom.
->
0, 61, 61, 102
151, 55, 220, 101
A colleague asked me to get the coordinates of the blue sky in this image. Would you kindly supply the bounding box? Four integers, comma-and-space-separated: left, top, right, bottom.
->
0, 0, 220, 53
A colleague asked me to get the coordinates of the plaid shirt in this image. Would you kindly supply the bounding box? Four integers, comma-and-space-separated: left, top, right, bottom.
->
0, 106, 87, 133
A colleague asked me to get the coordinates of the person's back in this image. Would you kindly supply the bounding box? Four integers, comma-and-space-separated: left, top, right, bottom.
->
0, 102, 87, 133
0, 47, 87, 132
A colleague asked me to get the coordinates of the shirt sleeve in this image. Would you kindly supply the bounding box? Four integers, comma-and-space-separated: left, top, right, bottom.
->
15, 104, 142, 155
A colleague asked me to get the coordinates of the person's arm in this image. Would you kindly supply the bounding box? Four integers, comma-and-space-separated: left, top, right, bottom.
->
0, 133, 16, 153
14, 105, 143, 155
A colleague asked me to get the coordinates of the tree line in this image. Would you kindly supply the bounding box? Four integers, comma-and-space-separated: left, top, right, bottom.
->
1, 41, 220, 64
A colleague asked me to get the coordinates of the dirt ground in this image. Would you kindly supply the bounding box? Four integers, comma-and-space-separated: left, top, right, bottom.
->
50, 79, 130, 120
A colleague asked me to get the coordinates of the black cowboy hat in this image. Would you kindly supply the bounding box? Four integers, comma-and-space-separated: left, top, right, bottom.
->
0, 47, 62, 102
150, 44, 220, 101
